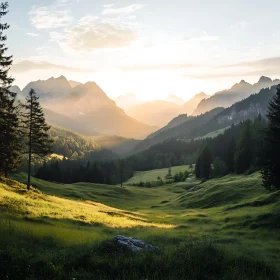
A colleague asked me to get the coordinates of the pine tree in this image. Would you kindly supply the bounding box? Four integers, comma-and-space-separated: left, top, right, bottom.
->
199, 145, 213, 179
261, 85, 280, 190
195, 155, 201, 178
234, 120, 253, 174
22, 89, 53, 190
0, 2, 22, 177
225, 137, 236, 173
195, 145, 212, 179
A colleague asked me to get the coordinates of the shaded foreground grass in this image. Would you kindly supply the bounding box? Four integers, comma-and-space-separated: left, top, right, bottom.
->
1, 172, 280, 279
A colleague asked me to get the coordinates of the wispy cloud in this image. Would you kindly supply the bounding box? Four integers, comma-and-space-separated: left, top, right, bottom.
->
11, 60, 93, 73
217, 57, 280, 69
102, 4, 144, 15
29, 0, 73, 29
121, 64, 197, 71
51, 16, 138, 51
26, 32, 39, 37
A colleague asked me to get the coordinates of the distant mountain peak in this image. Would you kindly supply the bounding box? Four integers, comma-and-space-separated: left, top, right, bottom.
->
231, 80, 251, 90
258, 76, 272, 83
196, 92, 208, 97
58, 75, 67, 80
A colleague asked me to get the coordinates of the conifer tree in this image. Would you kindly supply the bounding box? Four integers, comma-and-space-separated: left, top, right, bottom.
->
199, 145, 213, 179
225, 137, 236, 173
261, 85, 280, 190
22, 89, 53, 190
234, 120, 253, 174
195, 155, 201, 178
195, 145, 212, 179
0, 2, 22, 177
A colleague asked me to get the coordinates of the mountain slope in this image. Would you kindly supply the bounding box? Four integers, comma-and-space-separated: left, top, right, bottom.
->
193, 76, 279, 115
195, 85, 278, 137
133, 107, 224, 153
115, 93, 140, 110
20, 76, 156, 139
167, 94, 185, 105
180, 92, 209, 114
147, 114, 192, 139
93, 135, 141, 156
43, 108, 100, 136
69, 80, 82, 88
127, 100, 180, 127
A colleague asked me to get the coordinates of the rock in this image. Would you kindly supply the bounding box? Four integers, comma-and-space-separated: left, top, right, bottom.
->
114, 235, 159, 252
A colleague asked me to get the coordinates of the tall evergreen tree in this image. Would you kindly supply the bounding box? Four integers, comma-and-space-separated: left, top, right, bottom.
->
225, 137, 236, 173
22, 89, 53, 190
199, 145, 213, 179
0, 2, 22, 177
261, 85, 280, 190
195, 155, 201, 178
234, 120, 253, 174
195, 145, 212, 179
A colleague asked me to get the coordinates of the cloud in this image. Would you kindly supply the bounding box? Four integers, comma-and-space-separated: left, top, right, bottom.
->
29, 0, 73, 29
184, 35, 218, 42
11, 60, 93, 73
26, 32, 39, 37
121, 64, 197, 71
103, 4, 115, 8
52, 16, 138, 51
217, 57, 280, 69
102, 4, 144, 15
189, 69, 279, 79
230, 21, 248, 29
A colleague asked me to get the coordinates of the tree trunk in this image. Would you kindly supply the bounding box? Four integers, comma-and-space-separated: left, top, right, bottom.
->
4, 164, 8, 178
27, 96, 33, 191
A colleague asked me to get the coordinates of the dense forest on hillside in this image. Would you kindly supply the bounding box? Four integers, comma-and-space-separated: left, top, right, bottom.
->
36, 116, 267, 184
134, 86, 277, 154
134, 107, 224, 153
127, 116, 266, 174
49, 126, 118, 161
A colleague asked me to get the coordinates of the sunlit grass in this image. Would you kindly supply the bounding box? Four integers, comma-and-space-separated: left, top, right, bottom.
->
0, 179, 173, 229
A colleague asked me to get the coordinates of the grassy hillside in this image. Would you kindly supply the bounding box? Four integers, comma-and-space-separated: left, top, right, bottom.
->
1, 172, 280, 279
195, 126, 230, 140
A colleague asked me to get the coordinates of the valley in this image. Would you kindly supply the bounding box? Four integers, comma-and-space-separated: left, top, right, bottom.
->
2, 1, 280, 279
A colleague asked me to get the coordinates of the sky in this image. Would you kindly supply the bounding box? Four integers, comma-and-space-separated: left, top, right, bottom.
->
5, 0, 280, 101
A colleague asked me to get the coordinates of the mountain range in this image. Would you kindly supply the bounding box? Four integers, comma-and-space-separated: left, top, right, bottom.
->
14, 76, 157, 139
13, 75, 279, 152
131, 83, 279, 154
193, 76, 279, 115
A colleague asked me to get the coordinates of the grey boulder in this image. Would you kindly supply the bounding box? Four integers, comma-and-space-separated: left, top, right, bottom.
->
114, 235, 159, 252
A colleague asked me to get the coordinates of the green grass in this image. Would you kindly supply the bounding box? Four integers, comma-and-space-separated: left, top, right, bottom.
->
1, 171, 280, 279
126, 165, 191, 184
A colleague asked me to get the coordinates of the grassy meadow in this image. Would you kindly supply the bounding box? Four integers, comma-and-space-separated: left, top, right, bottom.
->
125, 165, 191, 184
1, 171, 280, 279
